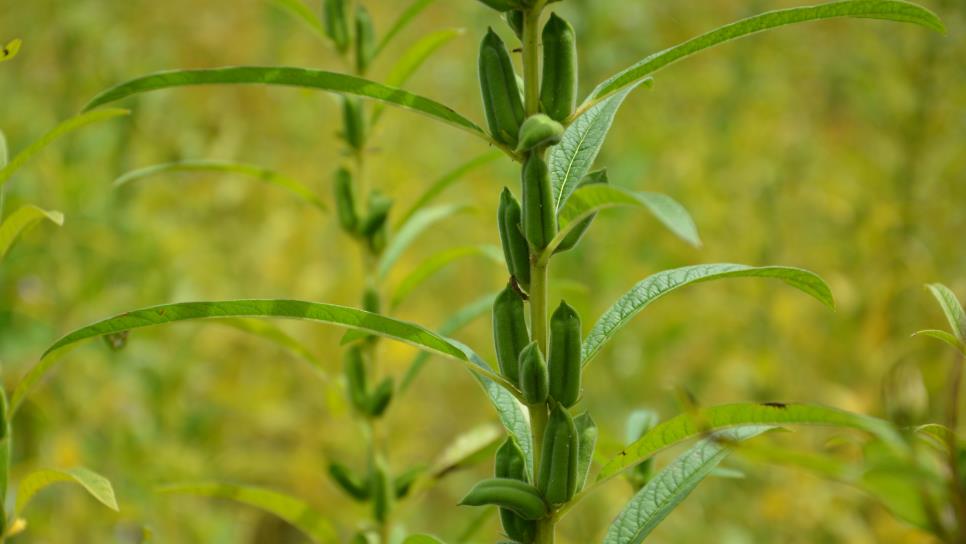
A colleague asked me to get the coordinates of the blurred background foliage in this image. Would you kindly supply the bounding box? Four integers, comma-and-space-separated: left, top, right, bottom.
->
1, 0, 964, 542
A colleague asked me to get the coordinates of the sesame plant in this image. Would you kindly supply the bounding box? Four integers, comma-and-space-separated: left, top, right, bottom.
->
12, 0, 948, 542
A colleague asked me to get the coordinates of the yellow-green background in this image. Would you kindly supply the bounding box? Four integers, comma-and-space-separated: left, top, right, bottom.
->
1, 0, 964, 542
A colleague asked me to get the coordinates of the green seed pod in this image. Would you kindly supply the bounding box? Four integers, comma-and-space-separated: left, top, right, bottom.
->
333, 168, 358, 234
516, 114, 564, 153
355, 6, 376, 73
370, 456, 393, 523
393, 465, 425, 499
342, 96, 367, 151
522, 153, 556, 250
540, 13, 578, 122
359, 191, 392, 238
343, 346, 369, 413
504, 10, 524, 39
322, 0, 350, 54
554, 169, 608, 254
328, 462, 370, 501
366, 377, 394, 418
495, 438, 536, 543
459, 478, 548, 520
479, 29, 525, 148
493, 284, 530, 385
498, 188, 531, 291
548, 301, 582, 407
537, 404, 578, 505
519, 342, 549, 405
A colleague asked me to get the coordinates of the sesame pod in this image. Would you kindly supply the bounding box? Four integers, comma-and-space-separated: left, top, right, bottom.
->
393, 465, 425, 499
493, 284, 530, 385
516, 114, 564, 153
498, 188, 531, 291
342, 96, 366, 151
519, 342, 549, 405
459, 478, 548, 520
370, 456, 392, 523
537, 404, 578, 505
548, 301, 581, 407
554, 169, 608, 254
366, 377, 394, 418
522, 153, 556, 250
359, 191, 392, 238
479, 29, 525, 148
355, 6, 376, 73
328, 462, 370, 501
343, 346, 369, 413
540, 13, 578, 122
322, 0, 350, 54
495, 438, 536, 543
333, 168, 358, 234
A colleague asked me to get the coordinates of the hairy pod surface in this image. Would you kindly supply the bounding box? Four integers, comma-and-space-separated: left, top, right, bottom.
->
516, 114, 564, 153
537, 404, 578, 505
366, 377, 394, 418
328, 462, 370, 501
343, 346, 369, 413
554, 169, 607, 254
495, 438, 536, 542
548, 301, 582, 407
540, 13, 578, 122
322, 0, 350, 54
522, 154, 556, 250
460, 478, 549, 520
333, 167, 358, 234
370, 456, 392, 522
355, 5, 376, 73
498, 188, 531, 291
359, 191, 392, 238
479, 29, 525, 148
519, 342, 549, 405
342, 96, 367, 151
493, 285, 530, 385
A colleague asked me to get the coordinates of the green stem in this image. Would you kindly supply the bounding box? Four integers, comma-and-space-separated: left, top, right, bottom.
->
522, 8, 542, 116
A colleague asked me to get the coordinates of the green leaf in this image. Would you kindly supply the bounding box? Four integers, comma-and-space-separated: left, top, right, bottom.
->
1, 38, 21, 63
574, 411, 598, 492
394, 151, 501, 229
158, 482, 336, 543
391, 245, 503, 309
114, 159, 327, 211
912, 329, 965, 355
587, 0, 944, 105
582, 264, 834, 366
403, 535, 446, 544
0, 109, 130, 189
925, 283, 966, 344
1, 129, 8, 168
430, 423, 503, 478
374, 0, 439, 59
598, 403, 898, 480
377, 204, 472, 281
0, 205, 64, 262
16, 467, 119, 515
271, 0, 327, 41
549, 81, 650, 215
83, 67, 486, 140
603, 426, 772, 544
548, 184, 700, 255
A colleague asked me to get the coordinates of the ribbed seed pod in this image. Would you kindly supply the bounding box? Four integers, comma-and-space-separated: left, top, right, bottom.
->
342, 96, 366, 151
343, 346, 368, 413
493, 285, 530, 385
328, 462, 370, 501
548, 301, 582, 407
322, 0, 350, 54
370, 456, 393, 523
554, 169, 607, 254
519, 342, 549, 405
359, 191, 392, 238
498, 188, 531, 290
459, 478, 548, 520
355, 6, 376, 73
537, 404, 578, 505
333, 168, 358, 234
495, 438, 536, 543
479, 29, 525, 148
540, 13, 578, 122
522, 153, 556, 250
366, 377, 394, 418
516, 114, 565, 153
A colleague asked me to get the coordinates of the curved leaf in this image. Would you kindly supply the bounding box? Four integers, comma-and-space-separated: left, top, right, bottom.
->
403, 536, 446, 544
0, 109, 130, 189
16, 467, 119, 515
394, 151, 501, 229
391, 245, 503, 309
158, 482, 336, 543
377, 204, 472, 281
272, 0, 327, 41
582, 264, 834, 366
430, 423, 502, 478
1, 38, 21, 63
603, 426, 772, 544
374, 0, 439, 58
587, 0, 944, 105
0, 205, 64, 262
83, 67, 487, 141
114, 159, 327, 211
925, 283, 965, 343
912, 329, 965, 355
598, 403, 898, 480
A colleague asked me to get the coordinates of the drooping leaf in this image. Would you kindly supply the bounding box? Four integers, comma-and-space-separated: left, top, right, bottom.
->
582, 264, 834, 366
430, 423, 503, 478
925, 283, 965, 344
587, 0, 945, 105
394, 151, 501, 228
391, 245, 503, 309
83, 67, 486, 140
0, 109, 130, 189
374, 0, 440, 58
377, 204, 472, 281
16, 467, 119, 515
158, 482, 336, 543
113, 160, 327, 211
597, 403, 899, 480
272, 0, 327, 41
912, 329, 965, 355
1, 38, 21, 63
603, 426, 772, 544
0, 205, 64, 263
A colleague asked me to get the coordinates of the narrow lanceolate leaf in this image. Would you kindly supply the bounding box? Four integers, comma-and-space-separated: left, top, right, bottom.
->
394, 151, 501, 229
1, 38, 22, 63
403, 536, 446, 544
582, 264, 834, 366
587, 1, 945, 106
158, 483, 336, 544
549, 184, 700, 254
912, 329, 965, 355
0, 109, 130, 188
430, 423, 503, 477
83, 67, 486, 139
549, 81, 649, 215
0, 205, 64, 262
16, 467, 119, 515
391, 245, 503, 309
377, 204, 472, 281
598, 403, 898, 480
925, 283, 966, 344
604, 426, 772, 544
114, 160, 327, 211
374, 0, 439, 58
272, 0, 327, 41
